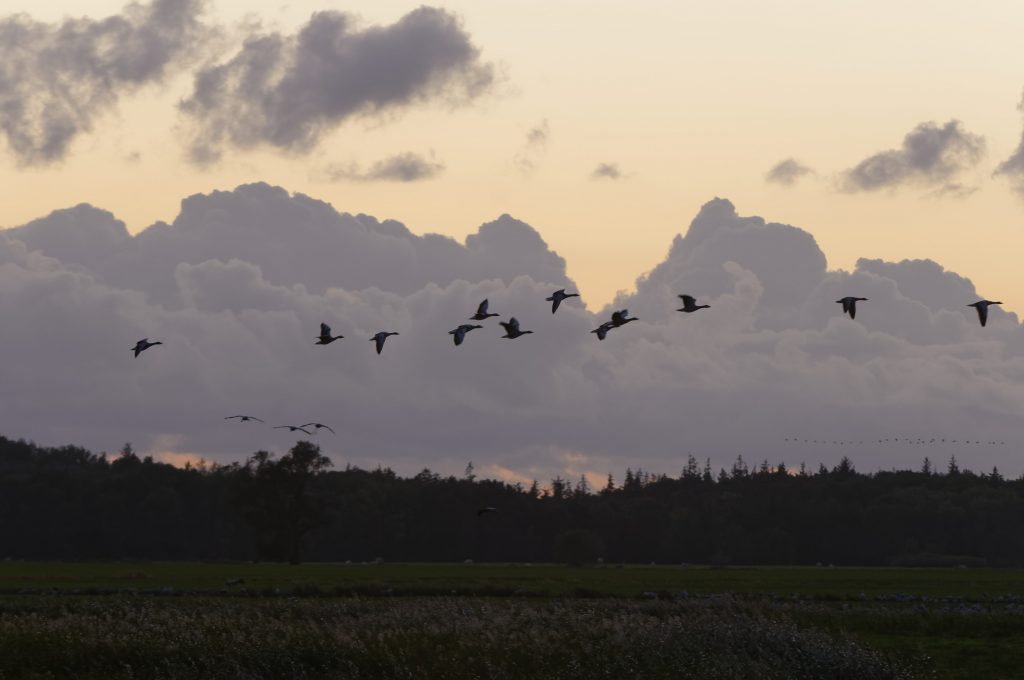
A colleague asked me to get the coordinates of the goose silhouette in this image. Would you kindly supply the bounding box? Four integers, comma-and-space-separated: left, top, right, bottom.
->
545, 289, 580, 314
968, 300, 1001, 327
315, 323, 344, 345
471, 299, 499, 321
836, 297, 868, 319
449, 324, 483, 346
132, 338, 162, 358
677, 295, 710, 313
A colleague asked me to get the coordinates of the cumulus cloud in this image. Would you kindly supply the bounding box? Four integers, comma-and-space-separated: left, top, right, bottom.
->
179, 7, 494, 164
514, 119, 549, 173
1, 188, 1023, 483
324, 152, 444, 183
840, 120, 985, 192
590, 162, 622, 180
0, 0, 208, 165
923, 183, 979, 200
994, 89, 1024, 196
765, 158, 813, 186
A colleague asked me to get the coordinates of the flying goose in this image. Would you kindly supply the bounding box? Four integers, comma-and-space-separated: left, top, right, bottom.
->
677, 295, 710, 313
315, 323, 344, 345
225, 415, 264, 423
590, 321, 615, 341
471, 299, 499, 321
302, 422, 336, 434
499, 318, 533, 339
274, 425, 312, 435
968, 300, 1002, 327
610, 309, 638, 327
836, 297, 868, 319
449, 324, 483, 346
545, 289, 580, 314
371, 331, 399, 354
132, 338, 162, 358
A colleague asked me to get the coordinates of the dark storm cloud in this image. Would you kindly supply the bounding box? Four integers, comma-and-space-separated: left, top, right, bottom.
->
840, 120, 985, 192
764, 158, 813, 186
590, 162, 622, 180
179, 7, 494, 164
0, 0, 208, 165
325, 152, 445, 183
994, 90, 1024, 196
2, 188, 1023, 483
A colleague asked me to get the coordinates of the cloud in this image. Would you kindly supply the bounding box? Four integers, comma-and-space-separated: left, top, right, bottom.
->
923, 183, 979, 200
994, 89, 1024, 196
179, 7, 494, 164
765, 158, 813, 186
840, 120, 985, 192
514, 119, 549, 173
2, 188, 1023, 484
590, 162, 622, 180
324, 152, 444, 183
0, 0, 209, 165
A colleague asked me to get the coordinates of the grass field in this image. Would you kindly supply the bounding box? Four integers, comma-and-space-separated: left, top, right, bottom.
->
0, 562, 1022, 679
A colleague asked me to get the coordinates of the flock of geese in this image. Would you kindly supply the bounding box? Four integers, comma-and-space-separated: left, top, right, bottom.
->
127, 289, 1006, 443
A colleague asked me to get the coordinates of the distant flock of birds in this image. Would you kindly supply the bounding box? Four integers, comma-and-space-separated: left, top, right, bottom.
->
784, 437, 1006, 447
128, 290, 1007, 458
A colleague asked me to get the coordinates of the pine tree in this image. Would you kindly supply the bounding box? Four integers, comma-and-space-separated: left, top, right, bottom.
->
464, 461, 476, 482
948, 456, 960, 476
921, 457, 932, 475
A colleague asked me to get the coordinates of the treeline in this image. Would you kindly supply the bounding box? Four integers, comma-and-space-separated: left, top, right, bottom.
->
1, 435, 1023, 566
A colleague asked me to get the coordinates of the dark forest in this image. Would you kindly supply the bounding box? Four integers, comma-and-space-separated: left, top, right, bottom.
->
1, 436, 1021, 567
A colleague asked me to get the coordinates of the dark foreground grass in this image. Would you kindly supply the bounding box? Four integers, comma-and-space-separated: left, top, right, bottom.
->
0, 596, 919, 680
2, 561, 1024, 600
1, 563, 1022, 678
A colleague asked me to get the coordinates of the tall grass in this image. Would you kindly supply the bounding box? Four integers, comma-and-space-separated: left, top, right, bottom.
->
0, 596, 918, 679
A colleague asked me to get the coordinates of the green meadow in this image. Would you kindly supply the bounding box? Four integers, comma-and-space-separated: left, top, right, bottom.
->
1, 562, 1022, 679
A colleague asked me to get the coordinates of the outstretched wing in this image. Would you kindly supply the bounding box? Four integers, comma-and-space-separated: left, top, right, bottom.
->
849, 301, 857, 319
374, 335, 386, 353
680, 294, 696, 307
551, 297, 562, 314
977, 303, 988, 327
476, 299, 489, 315
320, 323, 330, 336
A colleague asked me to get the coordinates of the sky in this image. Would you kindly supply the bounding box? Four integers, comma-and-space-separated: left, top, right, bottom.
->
1, 0, 1024, 482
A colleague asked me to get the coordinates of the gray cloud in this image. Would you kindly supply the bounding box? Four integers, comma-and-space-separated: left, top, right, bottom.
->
923, 182, 979, 200
765, 158, 813, 186
179, 7, 494, 164
2, 189, 1023, 485
591, 162, 622, 180
0, 0, 208, 165
994, 90, 1024, 195
840, 120, 985, 192
325, 152, 444, 183
514, 119, 549, 173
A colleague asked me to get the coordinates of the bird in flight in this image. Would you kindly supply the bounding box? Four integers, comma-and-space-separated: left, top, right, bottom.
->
471, 299, 499, 321
545, 289, 580, 314
836, 297, 868, 319
677, 295, 710, 313
132, 338, 162, 358
449, 324, 483, 346
968, 300, 1001, 327
274, 425, 312, 435
371, 331, 399, 354
302, 422, 336, 434
610, 309, 638, 327
477, 507, 498, 516
591, 321, 615, 341
500, 318, 533, 339
225, 415, 264, 423
315, 323, 344, 345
